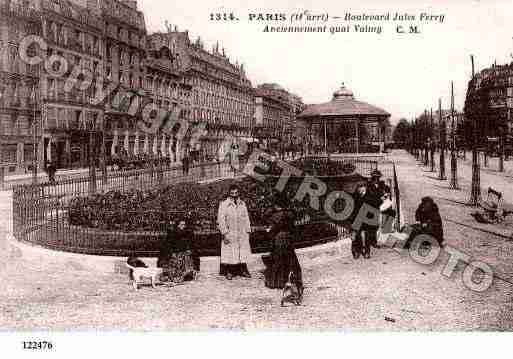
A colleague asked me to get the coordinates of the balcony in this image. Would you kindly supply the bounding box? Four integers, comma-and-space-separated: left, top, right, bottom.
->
146, 58, 180, 75
6, 4, 39, 21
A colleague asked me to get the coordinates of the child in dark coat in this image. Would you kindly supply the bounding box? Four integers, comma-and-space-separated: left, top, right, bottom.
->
264, 207, 303, 291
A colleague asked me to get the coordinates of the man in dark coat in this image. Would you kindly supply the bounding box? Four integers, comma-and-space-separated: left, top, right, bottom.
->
182, 151, 190, 176
351, 184, 369, 259
46, 161, 57, 184
365, 169, 389, 248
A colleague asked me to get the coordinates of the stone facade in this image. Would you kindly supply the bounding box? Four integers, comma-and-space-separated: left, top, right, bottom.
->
465, 63, 513, 146
153, 29, 254, 160
253, 83, 296, 151
0, 0, 42, 174
0, 0, 300, 172
39, 0, 105, 169
0, 0, 195, 172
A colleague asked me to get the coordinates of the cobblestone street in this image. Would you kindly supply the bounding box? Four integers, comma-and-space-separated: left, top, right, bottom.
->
1, 151, 513, 330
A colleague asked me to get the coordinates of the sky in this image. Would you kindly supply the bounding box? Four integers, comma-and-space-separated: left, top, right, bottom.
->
137, 0, 513, 125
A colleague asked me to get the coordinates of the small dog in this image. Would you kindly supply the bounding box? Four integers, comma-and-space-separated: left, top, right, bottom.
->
281, 272, 304, 307
126, 257, 163, 291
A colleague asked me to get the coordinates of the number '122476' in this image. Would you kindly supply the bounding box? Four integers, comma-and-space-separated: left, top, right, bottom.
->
22, 341, 54, 350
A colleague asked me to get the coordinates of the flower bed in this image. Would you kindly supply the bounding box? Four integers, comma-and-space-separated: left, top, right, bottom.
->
261, 158, 373, 177
68, 171, 368, 233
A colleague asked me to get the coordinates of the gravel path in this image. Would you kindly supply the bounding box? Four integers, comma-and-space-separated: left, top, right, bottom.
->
1, 151, 512, 331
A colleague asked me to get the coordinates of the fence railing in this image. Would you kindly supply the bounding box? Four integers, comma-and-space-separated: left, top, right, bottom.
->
12, 156, 401, 257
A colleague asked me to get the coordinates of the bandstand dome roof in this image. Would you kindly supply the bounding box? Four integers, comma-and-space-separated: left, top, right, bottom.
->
298, 84, 390, 118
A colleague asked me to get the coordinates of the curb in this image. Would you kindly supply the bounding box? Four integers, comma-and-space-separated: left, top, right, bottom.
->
6, 232, 351, 275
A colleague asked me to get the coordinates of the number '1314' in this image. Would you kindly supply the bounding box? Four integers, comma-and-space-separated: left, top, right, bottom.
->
210, 13, 239, 21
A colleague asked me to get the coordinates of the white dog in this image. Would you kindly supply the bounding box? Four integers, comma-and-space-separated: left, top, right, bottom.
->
126, 263, 163, 290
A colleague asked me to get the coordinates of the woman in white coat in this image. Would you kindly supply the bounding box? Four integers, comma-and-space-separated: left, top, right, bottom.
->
217, 184, 252, 280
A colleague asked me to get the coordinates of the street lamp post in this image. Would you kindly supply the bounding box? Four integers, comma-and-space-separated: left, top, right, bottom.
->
499, 109, 507, 172
0, 89, 3, 188
449, 81, 459, 189
424, 110, 429, 166
32, 92, 38, 184
413, 119, 417, 157
430, 108, 435, 172
101, 125, 107, 185
469, 55, 481, 206
414, 117, 419, 160
88, 129, 97, 194
438, 98, 446, 180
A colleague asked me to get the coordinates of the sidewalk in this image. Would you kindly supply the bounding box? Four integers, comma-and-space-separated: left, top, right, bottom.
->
0, 162, 188, 190
400, 150, 513, 278
1, 150, 513, 330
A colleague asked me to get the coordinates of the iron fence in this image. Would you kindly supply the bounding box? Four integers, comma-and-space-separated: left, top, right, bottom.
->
12, 156, 401, 257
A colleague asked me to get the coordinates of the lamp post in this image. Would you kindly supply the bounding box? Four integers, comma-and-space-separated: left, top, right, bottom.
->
88, 128, 97, 194
412, 118, 416, 157
32, 89, 38, 184
100, 121, 107, 185
424, 110, 429, 166
469, 54, 481, 206
449, 81, 459, 189
323, 119, 328, 155
430, 108, 435, 172
499, 109, 507, 172
414, 117, 419, 160
0, 88, 4, 188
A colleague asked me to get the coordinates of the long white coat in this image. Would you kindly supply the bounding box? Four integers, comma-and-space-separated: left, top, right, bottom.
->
217, 198, 252, 264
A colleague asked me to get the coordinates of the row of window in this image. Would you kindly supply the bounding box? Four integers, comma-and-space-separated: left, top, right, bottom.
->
146, 78, 190, 100
46, 78, 95, 104
45, 106, 101, 131
191, 58, 247, 87
105, 43, 144, 68
192, 108, 253, 129
46, 47, 101, 76
0, 79, 38, 107
44, 20, 101, 57
2, 44, 39, 76
193, 89, 253, 116
192, 76, 252, 102
0, 114, 34, 137
105, 23, 145, 48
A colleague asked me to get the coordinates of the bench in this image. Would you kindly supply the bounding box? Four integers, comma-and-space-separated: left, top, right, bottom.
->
479, 188, 513, 223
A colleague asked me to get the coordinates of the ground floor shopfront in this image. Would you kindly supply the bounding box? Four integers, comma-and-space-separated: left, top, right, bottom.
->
0, 136, 40, 176
1, 110, 254, 173
40, 122, 254, 170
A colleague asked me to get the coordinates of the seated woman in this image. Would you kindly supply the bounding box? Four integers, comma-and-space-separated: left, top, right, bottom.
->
157, 219, 198, 284
405, 197, 444, 248
264, 203, 303, 291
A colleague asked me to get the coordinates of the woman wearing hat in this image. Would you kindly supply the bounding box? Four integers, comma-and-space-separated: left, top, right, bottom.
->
158, 218, 198, 284
264, 196, 303, 290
